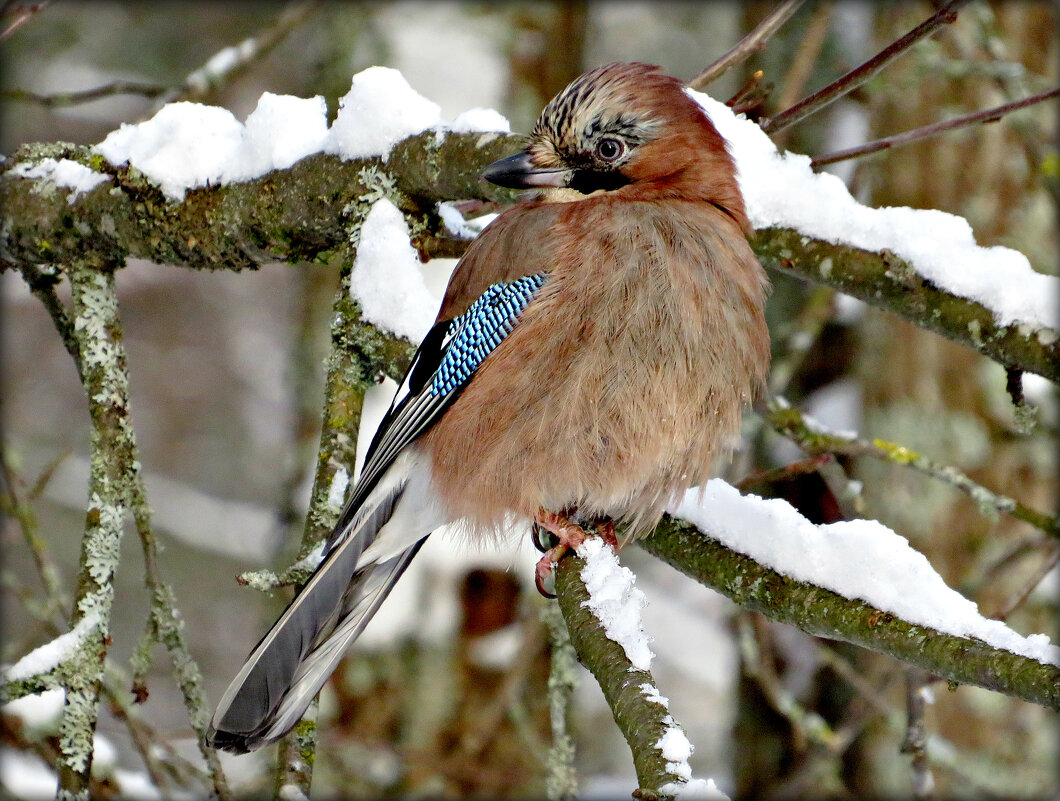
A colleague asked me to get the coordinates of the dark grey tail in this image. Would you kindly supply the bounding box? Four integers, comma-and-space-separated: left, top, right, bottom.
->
207, 481, 427, 753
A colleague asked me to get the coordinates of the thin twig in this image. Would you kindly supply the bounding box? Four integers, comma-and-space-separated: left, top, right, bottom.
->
811, 87, 1060, 167
14, 263, 82, 379
761, 0, 973, 133
900, 668, 935, 800
770, 1, 834, 147
2, 81, 168, 107
542, 602, 578, 801
766, 400, 1060, 539
990, 542, 1060, 621
0, 0, 51, 41
152, 0, 321, 109
687, 0, 806, 90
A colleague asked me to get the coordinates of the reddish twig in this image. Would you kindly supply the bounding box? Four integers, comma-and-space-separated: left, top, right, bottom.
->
761, 0, 973, 134
810, 87, 1060, 166
735, 454, 835, 492
0, 0, 52, 41
687, 0, 806, 90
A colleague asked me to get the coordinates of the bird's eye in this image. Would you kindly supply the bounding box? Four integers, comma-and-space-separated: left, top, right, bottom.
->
595, 137, 625, 162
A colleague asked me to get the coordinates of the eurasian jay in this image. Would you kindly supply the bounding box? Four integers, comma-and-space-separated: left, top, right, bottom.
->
208, 62, 770, 753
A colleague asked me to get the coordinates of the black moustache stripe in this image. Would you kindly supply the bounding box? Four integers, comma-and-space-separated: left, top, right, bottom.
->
568, 169, 631, 194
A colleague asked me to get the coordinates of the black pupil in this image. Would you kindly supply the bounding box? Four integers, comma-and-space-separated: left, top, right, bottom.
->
598, 139, 620, 159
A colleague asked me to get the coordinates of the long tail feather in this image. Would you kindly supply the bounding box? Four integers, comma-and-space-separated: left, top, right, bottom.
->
207, 459, 432, 753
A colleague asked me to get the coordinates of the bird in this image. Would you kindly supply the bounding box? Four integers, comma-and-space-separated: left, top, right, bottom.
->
207, 61, 770, 754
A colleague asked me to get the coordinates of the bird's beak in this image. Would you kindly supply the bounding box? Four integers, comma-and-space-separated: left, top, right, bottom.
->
482, 152, 570, 189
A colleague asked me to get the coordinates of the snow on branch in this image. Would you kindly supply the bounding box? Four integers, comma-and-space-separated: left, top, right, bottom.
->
3, 68, 1055, 381
641, 486, 1060, 711
0, 612, 100, 697
554, 540, 728, 799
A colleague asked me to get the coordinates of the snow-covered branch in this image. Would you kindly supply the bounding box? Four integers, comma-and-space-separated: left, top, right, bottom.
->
640, 504, 1060, 712
554, 540, 728, 800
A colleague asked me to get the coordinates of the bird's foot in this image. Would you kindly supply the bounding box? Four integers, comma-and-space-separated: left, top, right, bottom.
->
532, 510, 617, 597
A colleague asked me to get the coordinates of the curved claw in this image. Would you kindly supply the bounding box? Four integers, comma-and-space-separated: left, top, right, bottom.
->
534, 555, 557, 598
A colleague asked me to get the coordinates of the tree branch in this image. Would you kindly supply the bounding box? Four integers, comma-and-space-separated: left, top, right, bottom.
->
764, 400, 1060, 539
58, 258, 135, 799
554, 552, 700, 797
760, 0, 973, 134
4, 138, 1054, 383
752, 227, 1059, 382
811, 87, 1060, 167
687, 0, 806, 90
639, 516, 1060, 711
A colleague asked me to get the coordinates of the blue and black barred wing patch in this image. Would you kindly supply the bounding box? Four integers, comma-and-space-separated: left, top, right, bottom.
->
329, 272, 548, 547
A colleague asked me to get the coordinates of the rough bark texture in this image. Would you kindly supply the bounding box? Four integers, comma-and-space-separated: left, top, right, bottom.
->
639, 516, 1060, 711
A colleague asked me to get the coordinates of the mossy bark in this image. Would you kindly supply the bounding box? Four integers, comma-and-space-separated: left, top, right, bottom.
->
639, 516, 1060, 711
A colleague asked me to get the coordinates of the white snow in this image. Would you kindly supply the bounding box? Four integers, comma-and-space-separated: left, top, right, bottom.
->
90, 65, 508, 208
692, 90, 1058, 333
95, 93, 328, 200
640, 682, 670, 708
326, 467, 350, 514
1, 688, 65, 729
325, 66, 441, 160
0, 748, 57, 799
1, 612, 101, 683
672, 480, 1060, 666
655, 726, 731, 799
659, 777, 731, 800
9, 158, 108, 203
657, 726, 694, 779
576, 537, 655, 671
449, 107, 510, 133
350, 197, 440, 342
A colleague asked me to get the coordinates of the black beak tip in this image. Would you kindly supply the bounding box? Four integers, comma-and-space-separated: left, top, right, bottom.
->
481, 152, 533, 189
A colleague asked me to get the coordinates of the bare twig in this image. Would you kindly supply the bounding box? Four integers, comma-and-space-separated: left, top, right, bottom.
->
687, 0, 806, 90
990, 542, 1060, 621
766, 400, 1060, 539
542, 602, 578, 801
811, 87, 1060, 167
773, 1, 834, 115
152, 0, 321, 109
0, 0, 51, 41
761, 0, 973, 134
725, 69, 770, 115
900, 668, 935, 800
2, 81, 168, 107
770, 2, 834, 146
735, 454, 836, 493
13, 263, 82, 379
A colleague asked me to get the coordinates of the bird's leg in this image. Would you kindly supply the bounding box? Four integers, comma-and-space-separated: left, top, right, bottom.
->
533, 509, 618, 598
593, 519, 618, 551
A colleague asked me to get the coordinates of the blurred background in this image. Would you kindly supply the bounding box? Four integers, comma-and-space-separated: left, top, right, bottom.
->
1, 1, 1057, 798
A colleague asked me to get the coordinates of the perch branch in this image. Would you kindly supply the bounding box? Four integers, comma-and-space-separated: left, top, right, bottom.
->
554, 552, 700, 797
639, 516, 1060, 711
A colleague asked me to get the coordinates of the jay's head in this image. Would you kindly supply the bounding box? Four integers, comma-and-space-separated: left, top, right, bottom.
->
483, 62, 746, 224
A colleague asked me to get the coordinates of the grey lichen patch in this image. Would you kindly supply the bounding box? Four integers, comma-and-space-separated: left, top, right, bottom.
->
58, 685, 98, 773
343, 166, 400, 247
